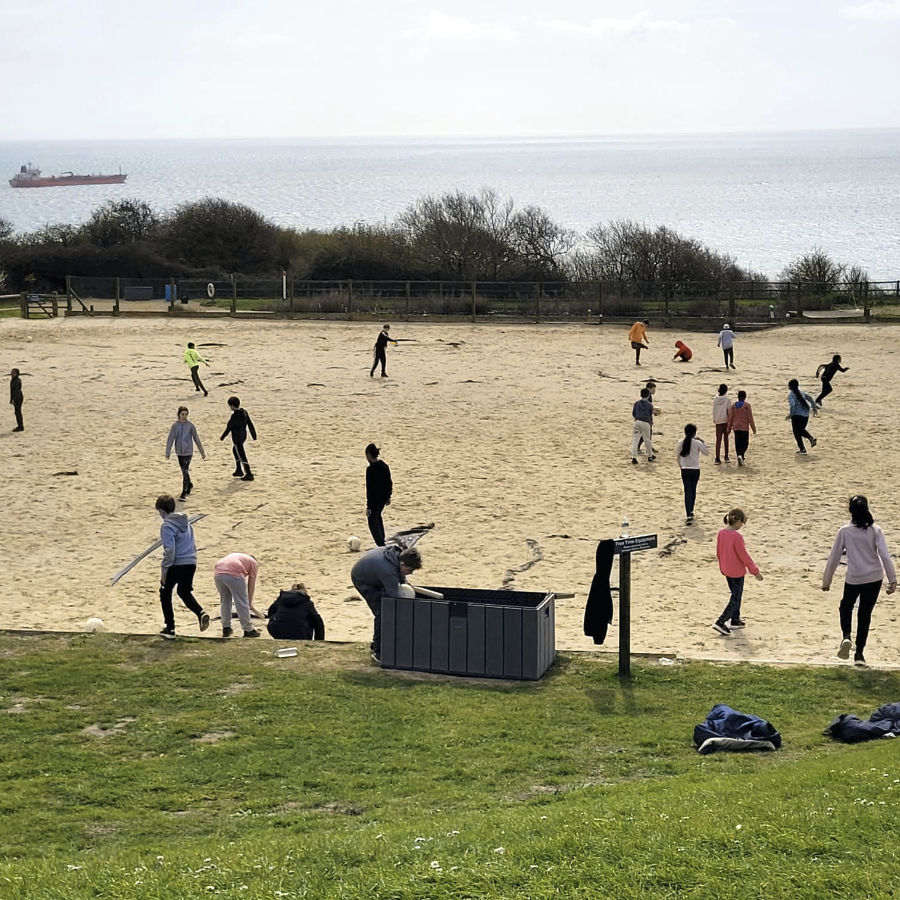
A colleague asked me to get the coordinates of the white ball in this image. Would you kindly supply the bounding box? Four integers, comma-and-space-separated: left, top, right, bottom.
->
85, 617, 105, 633
26, 335, 33, 342
347, 535, 361, 552
397, 583, 416, 598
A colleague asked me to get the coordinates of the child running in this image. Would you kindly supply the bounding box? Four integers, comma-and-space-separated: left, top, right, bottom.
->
822, 495, 896, 666
183, 342, 210, 396
726, 390, 757, 466
713, 509, 763, 635
815, 354, 849, 406
786, 379, 818, 454
220, 396, 257, 481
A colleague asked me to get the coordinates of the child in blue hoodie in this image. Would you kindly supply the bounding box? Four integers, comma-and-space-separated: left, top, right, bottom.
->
155, 494, 210, 638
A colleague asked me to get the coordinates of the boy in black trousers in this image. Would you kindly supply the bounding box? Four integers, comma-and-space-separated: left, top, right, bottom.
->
220, 396, 257, 481
815, 354, 849, 405
9, 368, 23, 432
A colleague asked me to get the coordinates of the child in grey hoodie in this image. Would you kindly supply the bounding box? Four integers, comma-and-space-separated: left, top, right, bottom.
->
165, 406, 206, 502
155, 494, 210, 638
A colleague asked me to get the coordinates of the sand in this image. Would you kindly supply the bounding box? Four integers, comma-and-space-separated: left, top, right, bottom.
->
3, 315, 899, 668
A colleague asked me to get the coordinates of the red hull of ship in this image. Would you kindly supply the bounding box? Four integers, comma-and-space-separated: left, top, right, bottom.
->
9, 173, 127, 188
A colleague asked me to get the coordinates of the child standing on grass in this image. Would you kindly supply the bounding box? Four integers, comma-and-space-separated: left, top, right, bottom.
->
713, 509, 763, 636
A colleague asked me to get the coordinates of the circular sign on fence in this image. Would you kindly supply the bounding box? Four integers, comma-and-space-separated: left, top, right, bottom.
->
206, 282, 215, 299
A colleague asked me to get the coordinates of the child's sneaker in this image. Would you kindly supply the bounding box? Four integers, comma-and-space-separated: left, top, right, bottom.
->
159, 627, 176, 640
730, 619, 746, 628
712, 621, 731, 636
222, 627, 233, 638
198, 611, 210, 632
837, 637, 851, 659
243, 629, 261, 638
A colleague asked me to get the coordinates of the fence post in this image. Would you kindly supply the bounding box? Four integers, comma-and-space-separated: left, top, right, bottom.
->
288, 271, 294, 316
405, 280, 410, 321
728, 282, 736, 324
231, 275, 237, 315
535, 281, 542, 323
20, 293, 27, 319
471, 281, 477, 322
348, 280, 353, 321
863, 281, 870, 320
52, 294, 58, 317
65, 274, 73, 313
796, 282, 803, 317
114, 277, 120, 315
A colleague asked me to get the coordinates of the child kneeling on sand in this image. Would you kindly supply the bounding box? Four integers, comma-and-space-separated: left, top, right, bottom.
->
713, 509, 763, 635
267, 584, 325, 640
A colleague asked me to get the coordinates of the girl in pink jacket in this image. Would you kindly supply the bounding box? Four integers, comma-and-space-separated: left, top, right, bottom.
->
713, 509, 763, 635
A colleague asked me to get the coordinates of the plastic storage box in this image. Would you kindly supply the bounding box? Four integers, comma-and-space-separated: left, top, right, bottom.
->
380, 586, 555, 680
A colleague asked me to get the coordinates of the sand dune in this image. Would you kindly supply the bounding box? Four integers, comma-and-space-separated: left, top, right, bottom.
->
3, 315, 898, 667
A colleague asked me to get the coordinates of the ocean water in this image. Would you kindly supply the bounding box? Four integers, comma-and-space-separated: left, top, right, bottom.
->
1, 130, 899, 280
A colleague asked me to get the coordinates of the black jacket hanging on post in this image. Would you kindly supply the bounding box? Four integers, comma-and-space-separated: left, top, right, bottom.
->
584, 539, 615, 644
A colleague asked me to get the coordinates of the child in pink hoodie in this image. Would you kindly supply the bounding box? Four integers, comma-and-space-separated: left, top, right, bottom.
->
713, 509, 763, 635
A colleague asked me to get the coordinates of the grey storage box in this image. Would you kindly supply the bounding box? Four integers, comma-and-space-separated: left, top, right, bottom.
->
380, 587, 555, 680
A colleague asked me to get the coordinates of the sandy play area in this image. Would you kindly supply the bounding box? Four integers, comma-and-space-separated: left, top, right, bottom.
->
3, 315, 899, 667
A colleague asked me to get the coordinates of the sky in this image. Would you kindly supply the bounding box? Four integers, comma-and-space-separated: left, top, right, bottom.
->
2, 0, 900, 139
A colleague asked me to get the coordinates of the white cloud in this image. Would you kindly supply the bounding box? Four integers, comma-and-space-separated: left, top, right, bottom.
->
403, 10, 516, 42
226, 32, 291, 51
840, 0, 900, 20
538, 10, 692, 39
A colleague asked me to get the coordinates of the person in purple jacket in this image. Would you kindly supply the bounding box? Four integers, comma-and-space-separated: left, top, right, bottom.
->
822, 495, 896, 666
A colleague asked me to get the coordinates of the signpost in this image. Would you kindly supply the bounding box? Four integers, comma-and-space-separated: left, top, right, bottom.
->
612, 529, 657, 678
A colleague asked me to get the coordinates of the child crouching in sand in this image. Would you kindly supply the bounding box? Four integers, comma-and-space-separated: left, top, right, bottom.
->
713, 509, 763, 635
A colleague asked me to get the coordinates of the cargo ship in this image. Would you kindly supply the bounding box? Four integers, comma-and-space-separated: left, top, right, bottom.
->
9, 163, 127, 188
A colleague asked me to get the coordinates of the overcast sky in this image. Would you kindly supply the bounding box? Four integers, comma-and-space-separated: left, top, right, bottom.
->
3, 0, 900, 140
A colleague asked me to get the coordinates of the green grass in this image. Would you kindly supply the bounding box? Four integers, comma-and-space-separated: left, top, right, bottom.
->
0, 633, 897, 898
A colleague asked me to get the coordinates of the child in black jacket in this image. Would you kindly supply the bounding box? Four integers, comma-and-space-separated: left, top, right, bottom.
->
220, 396, 257, 481
267, 585, 325, 640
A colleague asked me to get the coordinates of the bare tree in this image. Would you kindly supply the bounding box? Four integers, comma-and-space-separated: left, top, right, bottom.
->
511, 206, 577, 279
398, 188, 517, 280
778, 249, 847, 294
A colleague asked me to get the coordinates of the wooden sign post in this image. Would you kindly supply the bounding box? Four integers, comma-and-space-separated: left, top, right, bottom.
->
612, 532, 658, 678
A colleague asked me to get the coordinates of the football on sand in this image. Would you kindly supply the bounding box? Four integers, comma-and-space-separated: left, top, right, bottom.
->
347, 536, 362, 552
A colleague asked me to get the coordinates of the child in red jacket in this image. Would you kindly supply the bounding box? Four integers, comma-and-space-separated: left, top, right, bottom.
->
713, 509, 763, 635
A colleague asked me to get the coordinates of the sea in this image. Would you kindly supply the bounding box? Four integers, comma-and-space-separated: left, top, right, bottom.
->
1, 129, 899, 281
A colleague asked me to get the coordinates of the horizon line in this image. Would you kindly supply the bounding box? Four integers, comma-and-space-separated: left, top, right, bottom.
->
2, 125, 900, 144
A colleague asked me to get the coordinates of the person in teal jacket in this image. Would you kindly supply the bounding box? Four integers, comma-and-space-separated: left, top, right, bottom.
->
183, 342, 209, 396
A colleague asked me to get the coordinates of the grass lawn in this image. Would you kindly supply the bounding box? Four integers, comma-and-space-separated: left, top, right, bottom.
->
0, 633, 897, 898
